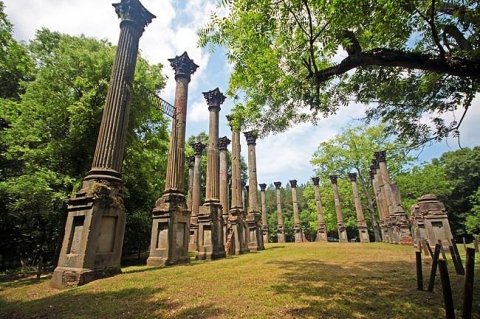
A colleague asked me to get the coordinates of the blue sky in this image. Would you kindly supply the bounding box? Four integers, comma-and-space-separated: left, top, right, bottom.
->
4, 0, 479, 186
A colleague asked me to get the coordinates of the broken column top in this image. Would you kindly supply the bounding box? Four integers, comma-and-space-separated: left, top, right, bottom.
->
274, 182, 282, 189
203, 88, 226, 110
329, 175, 338, 184
168, 51, 198, 81
348, 172, 357, 182
187, 156, 195, 167
218, 136, 231, 151
417, 194, 447, 215
375, 150, 387, 163
113, 0, 155, 32
191, 142, 206, 156
244, 131, 258, 145
259, 183, 267, 191
289, 180, 297, 188
311, 177, 320, 186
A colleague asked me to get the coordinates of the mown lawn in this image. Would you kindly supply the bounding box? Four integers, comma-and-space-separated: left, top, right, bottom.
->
0, 242, 478, 319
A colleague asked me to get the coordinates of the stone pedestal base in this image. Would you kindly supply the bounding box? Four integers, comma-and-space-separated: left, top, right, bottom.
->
316, 225, 328, 242
294, 225, 303, 243
51, 179, 126, 289
247, 212, 263, 251
227, 209, 249, 255
277, 225, 286, 243
337, 223, 348, 243
147, 193, 191, 267
197, 202, 226, 260
188, 223, 198, 252
358, 225, 370, 243
262, 225, 269, 244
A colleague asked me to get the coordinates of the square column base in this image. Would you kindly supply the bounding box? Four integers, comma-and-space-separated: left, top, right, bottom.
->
337, 223, 349, 243
197, 202, 226, 260
277, 225, 286, 243
147, 193, 191, 267
294, 225, 303, 243
51, 180, 126, 289
247, 212, 264, 251
188, 223, 199, 252
227, 208, 250, 255
316, 225, 328, 242
262, 225, 269, 244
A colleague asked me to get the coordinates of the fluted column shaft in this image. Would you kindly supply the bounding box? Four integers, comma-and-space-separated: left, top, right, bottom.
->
186, 158, 194, 210
88, 21, 143, 179
331, 182, 344, 224
260, 186, 267, 225
291, 184, 300, 225
246, 136, 259, 213
350, 177, 365, 222
230, 130, 242, 210
276, 188, 284, 226
313, 182, 326, 225
371, 172, 384, 222
191, 153, 202, 218
205, 108, 220, 202
219, 137, 230, 212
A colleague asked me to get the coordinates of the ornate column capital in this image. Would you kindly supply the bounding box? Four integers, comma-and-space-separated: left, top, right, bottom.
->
244, 131, 258, 145
274, 182, 282, 189
289, 180, 297, 188
203, 88, 226, 111
113, 0, 155, 32
187, 156, 195, 167
348, 172, 357, 182
311, 177, 320, 186
375, 150, 387, 163
259, 183, 267, 191
191, 142, 206, 156
218, 136, 231, 151
369, 165, 375, 180
329, 175, 338, 184
168, 51, 198, 81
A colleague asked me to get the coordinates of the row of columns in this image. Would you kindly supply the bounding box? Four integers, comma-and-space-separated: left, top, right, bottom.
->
369, 151, 412, 244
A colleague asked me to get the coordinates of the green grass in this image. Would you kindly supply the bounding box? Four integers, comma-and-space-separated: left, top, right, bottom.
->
0, 243, 478, 318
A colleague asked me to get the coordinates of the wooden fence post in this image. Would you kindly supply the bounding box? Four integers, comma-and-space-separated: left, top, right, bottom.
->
438, 259, 455, 319
416, 251, 424, 291
462, 248, 475, 319
428, 244, 442, 292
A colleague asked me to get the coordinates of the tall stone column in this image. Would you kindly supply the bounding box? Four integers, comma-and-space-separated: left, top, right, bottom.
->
330, 175, 348, 243
147, 52, 198, 266
376, 151, 412, 244
348, 173, 370, 243
274, 182, 286, 243
290, 180, 303, 243
312, 177, 327, 242
51, 0, 155, 289
259, 183, 269, 244
186, 156, 195, 210
242, 182, 247, 211
218, 136, 231, 245
369, 164, 385, 242
373, 158, 391, 242
226, 115, 249, 255
245, 131, 264, 251
188, 142, 205, 252
197, 88, 226, 260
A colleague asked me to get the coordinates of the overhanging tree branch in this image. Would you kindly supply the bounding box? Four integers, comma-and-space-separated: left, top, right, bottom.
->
314, 48, 480, 83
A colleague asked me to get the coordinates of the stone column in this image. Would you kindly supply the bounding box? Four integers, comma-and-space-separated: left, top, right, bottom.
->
188, 142, 205, 252
373, 159, 390, 242
197, 88, 226, 260
186, 156, 195, 210
51, 0, 155, 289
348, 173, 370, 243
259, 183, 269, 244
245, 131, 264, 251
218, 136, 231, 245
274, 182, 286, 243
312, 177, 327, 242
290, 180, 303, 243
369, 164, 385, 242
376, 151, 412, 244
330, 175, 348, 243
147, 52, 198, 267
226, 115, 249, 255
242, 182, 247, 211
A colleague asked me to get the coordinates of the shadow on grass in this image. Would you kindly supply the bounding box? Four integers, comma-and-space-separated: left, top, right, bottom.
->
267, 259, 478, 319
0, 276, 51, 290
0, 285, 223, 319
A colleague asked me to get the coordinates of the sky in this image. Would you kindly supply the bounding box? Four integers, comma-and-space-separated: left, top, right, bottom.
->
4, 0, 480, 187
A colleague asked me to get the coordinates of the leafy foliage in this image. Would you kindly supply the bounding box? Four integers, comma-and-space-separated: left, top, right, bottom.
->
200, 0, 480, 144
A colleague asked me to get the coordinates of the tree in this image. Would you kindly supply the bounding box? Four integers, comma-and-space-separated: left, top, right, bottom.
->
0, 28, 169, 270
310, 124, 412, 240
200, 0, 480, 145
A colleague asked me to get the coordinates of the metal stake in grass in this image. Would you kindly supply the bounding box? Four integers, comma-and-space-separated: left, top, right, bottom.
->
462, 248, 475, 319
438, 259, 455, 319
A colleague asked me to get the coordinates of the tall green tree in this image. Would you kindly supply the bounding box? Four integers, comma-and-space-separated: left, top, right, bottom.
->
310, 124, 412, 240
0, 29, 169, 270
200, 0, 479, 145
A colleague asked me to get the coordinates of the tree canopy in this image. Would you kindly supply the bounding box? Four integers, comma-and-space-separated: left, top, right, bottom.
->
200, 0, 479, 145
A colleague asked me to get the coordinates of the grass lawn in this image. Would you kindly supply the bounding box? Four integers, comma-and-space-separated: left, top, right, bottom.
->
0, 242, 478, 319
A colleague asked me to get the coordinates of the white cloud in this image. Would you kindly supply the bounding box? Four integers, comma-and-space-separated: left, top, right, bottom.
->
187, 99, 209, 123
